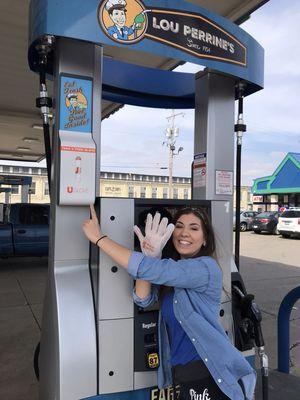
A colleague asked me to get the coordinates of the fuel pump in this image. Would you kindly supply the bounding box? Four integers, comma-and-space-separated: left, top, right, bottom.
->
27, 1, 266, 399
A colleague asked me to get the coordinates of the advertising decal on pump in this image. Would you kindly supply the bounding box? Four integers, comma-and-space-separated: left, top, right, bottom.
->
59, 75, 96, 205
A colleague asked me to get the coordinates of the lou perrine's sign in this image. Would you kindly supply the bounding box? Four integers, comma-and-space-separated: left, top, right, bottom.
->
147, 9, 246, 66
98, 1, 246, 66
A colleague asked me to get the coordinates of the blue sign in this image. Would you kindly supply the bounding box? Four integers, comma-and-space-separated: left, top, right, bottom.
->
59, 75, 93, 133
28, 0, 264, 92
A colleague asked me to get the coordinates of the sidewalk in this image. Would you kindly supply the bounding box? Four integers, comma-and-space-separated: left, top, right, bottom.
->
255, 370, 300, 399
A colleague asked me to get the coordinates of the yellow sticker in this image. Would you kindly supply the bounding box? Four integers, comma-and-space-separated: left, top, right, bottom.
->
148, 353, 159, 368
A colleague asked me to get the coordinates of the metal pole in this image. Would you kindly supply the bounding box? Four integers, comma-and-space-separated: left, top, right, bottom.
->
235, 138, 242, 269
234, 84, 247, 270
278, 286, 300, 373
35, 36, 54, 196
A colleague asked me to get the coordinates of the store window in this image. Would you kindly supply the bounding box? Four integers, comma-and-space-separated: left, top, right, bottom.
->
29, 182, 36, 195
140, 187, 146, 198
152, 187, 157, 199
44, 182, 49, 196
173, 188, 178, 199
289, 193, 296, 207
11, 185, 19, 194
184, 188, 189, 199
19, 205, 49, 225
128, 186, 134, 198
163, 187, 168, 199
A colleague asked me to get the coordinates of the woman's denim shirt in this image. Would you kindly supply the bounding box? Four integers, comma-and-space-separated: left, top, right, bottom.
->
128, 251, 256, 400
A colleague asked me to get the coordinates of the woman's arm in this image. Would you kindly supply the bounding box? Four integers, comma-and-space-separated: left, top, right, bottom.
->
82, 205, 131, 269
135, 279, 151, 299
83, 205, 156, 305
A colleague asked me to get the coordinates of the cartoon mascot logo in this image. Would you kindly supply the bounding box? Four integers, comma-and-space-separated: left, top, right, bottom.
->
65, 92, 88, 112
98, 0, 148, 44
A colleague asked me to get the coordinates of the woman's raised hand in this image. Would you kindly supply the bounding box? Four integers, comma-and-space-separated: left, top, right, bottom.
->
134, 213, 174, 258
82, 204, 102, 244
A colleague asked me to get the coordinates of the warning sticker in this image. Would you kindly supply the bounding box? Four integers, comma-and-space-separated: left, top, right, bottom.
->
193, 153, 206, 188
215, 170, 233, 195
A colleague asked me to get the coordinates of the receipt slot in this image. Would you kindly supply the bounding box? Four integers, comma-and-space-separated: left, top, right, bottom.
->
91, 198, 233, 395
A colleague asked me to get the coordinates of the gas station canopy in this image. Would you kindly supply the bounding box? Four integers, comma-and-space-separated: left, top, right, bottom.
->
0, 0, 268, 162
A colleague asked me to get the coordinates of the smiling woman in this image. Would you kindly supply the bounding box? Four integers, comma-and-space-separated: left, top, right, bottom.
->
170, 208, 215, 259
82, 205, 255, 400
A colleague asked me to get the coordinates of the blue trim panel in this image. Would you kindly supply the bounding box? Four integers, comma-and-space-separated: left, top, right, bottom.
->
271, 159, 300, 189
291, 153, 300, 164
257, 180, 268, 190
102, 57, 195, 108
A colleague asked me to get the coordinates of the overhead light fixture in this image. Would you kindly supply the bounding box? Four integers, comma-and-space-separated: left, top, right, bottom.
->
17, 147, 31, 152
32, 124, 43, 130
23, 137, 40, 143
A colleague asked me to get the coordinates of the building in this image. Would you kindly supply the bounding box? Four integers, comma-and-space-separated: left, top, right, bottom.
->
252, 152, 300, 212
0, 165, 191, 203
233, 185, 253, 211
0, 164, 252, 210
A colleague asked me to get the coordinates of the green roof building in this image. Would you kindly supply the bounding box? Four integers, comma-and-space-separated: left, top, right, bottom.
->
251, 153, 300, 212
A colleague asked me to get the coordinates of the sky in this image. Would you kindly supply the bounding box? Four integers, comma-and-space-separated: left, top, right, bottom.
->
3, 0, 300, 187
99, 0, 300, 186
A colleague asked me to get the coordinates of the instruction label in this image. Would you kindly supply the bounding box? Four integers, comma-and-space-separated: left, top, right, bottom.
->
59, 131, 96, 205
193, 153, 206, 188
215, 170, 233, 195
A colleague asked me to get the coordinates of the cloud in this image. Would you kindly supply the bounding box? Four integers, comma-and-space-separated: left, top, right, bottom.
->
242, 2, 300, 78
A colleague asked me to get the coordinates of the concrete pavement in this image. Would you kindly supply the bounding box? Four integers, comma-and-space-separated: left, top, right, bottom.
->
0, 232, 299, 399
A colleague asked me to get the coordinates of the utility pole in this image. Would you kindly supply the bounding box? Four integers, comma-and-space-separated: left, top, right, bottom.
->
164, 110, 184, 198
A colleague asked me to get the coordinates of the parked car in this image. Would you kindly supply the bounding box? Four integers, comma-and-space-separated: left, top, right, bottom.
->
252, 211, 280, 234
0, 203, 49, 257
277, 208, 300, 238
233, 211, 259, 232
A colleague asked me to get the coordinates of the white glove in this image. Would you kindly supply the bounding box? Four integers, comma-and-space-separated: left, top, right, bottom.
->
134, 212, 174, 258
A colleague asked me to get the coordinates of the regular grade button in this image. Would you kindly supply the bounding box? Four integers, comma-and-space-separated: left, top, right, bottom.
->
147, 353, 159, 369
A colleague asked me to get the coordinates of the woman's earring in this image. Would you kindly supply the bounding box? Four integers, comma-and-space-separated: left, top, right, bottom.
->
203, 241, 206, 247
